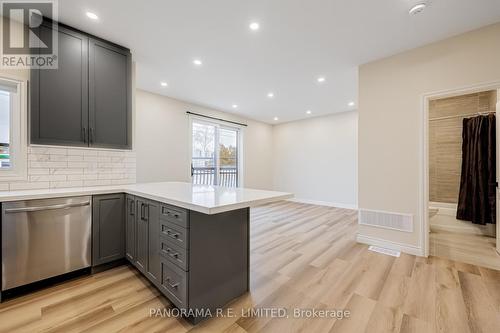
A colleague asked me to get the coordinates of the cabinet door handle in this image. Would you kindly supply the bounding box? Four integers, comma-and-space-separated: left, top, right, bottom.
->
82, 127, 87, 143
89, 128, 94, 144
140, 203, 145, 220
129, 200, 135, 215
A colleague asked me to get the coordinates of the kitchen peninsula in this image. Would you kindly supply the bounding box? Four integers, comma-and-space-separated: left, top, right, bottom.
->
0, 182, 292, 324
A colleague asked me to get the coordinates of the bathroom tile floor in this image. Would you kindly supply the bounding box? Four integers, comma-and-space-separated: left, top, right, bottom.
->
430, 229, 500, 270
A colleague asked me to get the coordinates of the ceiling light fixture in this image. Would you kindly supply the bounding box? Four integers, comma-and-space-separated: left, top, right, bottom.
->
160, 82, 168, 87
306, 110, 312, 115
273, 116, 279, 121
317, 77, 326, 83
232, 104, 238, 109
409, 3, 426, 15
86, 12, 99, 20
193, 59, 202, 66
249, 22, 260, 31
267, 92, 274, 98
348, 101, 355, 107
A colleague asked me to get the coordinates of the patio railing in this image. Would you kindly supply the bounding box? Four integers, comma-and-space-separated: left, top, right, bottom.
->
192, 166, 238, 187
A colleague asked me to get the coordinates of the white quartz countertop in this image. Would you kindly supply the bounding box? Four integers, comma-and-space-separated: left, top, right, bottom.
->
0, 182, 293, 214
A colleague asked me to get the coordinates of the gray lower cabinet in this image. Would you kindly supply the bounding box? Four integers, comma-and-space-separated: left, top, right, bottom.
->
146, 200, 161, 285
125, 196, 250, 325
129, 197, 161, 285
125, 195, 136, 262
92, 194, 125, 266
135, 197, 148, 273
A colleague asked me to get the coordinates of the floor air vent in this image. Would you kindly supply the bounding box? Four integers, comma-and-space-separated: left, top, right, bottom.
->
368, 246, 401, 257
359, 209, 413, 232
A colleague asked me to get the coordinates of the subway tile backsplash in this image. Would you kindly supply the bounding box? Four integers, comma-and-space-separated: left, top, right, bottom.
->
1, 146, 136, 191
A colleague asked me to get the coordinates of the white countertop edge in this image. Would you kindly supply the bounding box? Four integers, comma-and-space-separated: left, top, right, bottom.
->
0, 184, 294, 214
203, 193, 294, 215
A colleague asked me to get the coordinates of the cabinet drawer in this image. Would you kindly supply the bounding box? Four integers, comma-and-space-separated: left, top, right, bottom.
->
160, 235, 189, 271
160, 220, 189, 249
160, 258, 188, 309
160, 205, 188, 228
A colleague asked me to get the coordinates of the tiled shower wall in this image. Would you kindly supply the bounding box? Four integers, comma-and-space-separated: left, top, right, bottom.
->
429, 90, 497, 203
0, 146, 136, 191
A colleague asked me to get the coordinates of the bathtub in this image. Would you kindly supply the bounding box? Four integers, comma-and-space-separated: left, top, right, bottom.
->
429, 201, 495, 237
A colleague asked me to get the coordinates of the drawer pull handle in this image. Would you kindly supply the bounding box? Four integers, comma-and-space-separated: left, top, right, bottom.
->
165, 248, 179, 259
165, 210, 180, 219
166, 229, 180, 239
166, 277, 180, 289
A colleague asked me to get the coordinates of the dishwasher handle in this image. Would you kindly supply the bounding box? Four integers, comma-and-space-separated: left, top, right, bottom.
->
4, 201, 91, 214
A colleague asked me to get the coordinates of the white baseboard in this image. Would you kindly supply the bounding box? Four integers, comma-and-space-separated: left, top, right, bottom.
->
356, 234, 424, 257
429, 201, 457, 209
429, 202, 457, 217
287, 198, 357, 210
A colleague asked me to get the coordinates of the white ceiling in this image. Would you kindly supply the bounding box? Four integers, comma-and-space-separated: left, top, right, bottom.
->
59, 0, 500, 124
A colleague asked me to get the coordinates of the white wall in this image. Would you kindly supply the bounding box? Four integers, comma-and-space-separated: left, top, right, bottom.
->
272, 111, 358, 208
358, 22, 500, 253
0, 61, 137, 191
135, 90, 274, 190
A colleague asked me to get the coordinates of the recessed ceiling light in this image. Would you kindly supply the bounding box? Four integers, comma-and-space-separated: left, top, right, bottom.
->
232, 104, 238, 109
160, 82, 168, 87
249, 22, 260, 31
267, 92, 274, 98
306, 110, 312, 115
193, 59, 202, 66
86, 12, 99, 20
273, 116, 279, 121
348, 101, 355, 107
409, 3, 426, 15
317, 77, 326, 83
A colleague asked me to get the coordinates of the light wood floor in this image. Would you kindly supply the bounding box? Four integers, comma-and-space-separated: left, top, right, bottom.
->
1, 201, 500, 333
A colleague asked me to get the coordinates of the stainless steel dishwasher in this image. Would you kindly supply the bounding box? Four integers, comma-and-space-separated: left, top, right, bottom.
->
1, 196, 91, 291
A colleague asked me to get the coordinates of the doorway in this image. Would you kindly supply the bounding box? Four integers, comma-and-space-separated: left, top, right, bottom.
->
190, 118, 242, 187
425, 87, 500, 269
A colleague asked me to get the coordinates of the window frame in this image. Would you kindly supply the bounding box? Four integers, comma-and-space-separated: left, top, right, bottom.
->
188, 115, 244, 187
0, 73, 28, 181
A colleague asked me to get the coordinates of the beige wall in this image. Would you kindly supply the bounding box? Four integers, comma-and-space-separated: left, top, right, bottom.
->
358, 22, 500, 250
429, 91, 496, 204
135, 90, 274, 190
273, 111, 358, 208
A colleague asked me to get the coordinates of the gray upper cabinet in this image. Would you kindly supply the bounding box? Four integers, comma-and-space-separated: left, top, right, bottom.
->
89, 39, 132, 149
92, 194, 125, 266
30, 21, 132, 149
30, 24, 89, 147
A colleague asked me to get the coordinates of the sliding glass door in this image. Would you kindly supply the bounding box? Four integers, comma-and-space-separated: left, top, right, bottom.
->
191, 119, 240, 187
218, 127, 238, 186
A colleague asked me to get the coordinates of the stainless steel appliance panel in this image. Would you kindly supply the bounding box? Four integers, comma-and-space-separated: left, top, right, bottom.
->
2, 196, 91, 290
